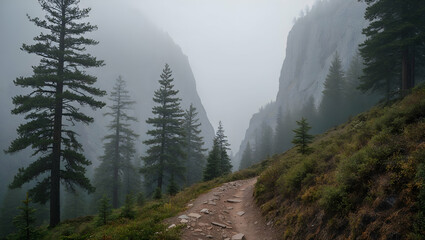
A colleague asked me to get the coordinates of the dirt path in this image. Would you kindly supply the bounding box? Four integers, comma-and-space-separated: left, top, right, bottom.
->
167, 178, 279, 240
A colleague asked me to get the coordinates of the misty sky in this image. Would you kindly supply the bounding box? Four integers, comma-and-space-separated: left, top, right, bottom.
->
137, 0, 316, 151
1, 0, 315, 153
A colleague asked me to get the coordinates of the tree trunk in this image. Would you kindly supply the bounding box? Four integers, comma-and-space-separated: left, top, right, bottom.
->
410, 46, 415, 89
112, 90, 121, 208
401, 47, 411, 95
50, 2, 66, 227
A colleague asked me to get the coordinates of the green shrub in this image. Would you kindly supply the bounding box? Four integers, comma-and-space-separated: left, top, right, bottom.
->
319, 185, 350, 214
279, 158, 315, 195
120, 195, 136, 219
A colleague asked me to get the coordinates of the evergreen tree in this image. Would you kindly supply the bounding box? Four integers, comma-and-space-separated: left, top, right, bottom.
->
215, 122, 232, 175
359, 0, 425, 99
122, 155, 142, 200
203, 138, 221, 181
94, 76, 138, 208
120, 195, 135, 219
141, 64, 185, 194
183, 104, 207, 186
318, 52, 345, 131
6, 0, 105, 226
203, 122, 232, 181
292, 118, 314, 155
97, 195, 111, 226
167, 176, 179, 196
273, 107, 286, 154
10, 193, 40, 240
239, 142, 253, 170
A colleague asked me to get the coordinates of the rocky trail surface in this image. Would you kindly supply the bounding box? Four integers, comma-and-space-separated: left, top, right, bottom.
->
167, 178, 279, 240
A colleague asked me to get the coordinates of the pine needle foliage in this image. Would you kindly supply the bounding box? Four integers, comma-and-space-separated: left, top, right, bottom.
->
9, 193, 41, 240
183, 104, 207, 185
204, 122, 232, 181
97, 195, 112, 226
359, 0, 425, 100
5, 0, 105, 227
94, 76, 138, 209
292, 118, 314, 155
141, 64, 185, 194
120, 195, 135, 220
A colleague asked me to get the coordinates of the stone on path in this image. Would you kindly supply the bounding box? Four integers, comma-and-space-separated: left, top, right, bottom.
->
237, 211, 245, 216
200, 208, 210, 214
226, 199, 242, 203
206, 235, 213, 239
180, 219, 189, 223
232, 233, 245, 240
178, 214, 189, 219
168, 224, 176, 229
211, 222, 227, 228
188, 213, 202, 219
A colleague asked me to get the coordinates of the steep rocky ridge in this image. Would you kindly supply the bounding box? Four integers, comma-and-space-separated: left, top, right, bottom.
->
234, 0, 368, 168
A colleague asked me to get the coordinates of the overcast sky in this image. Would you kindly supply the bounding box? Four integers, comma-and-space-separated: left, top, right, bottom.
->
136, 0, 316, 152
0, 0, 316, 153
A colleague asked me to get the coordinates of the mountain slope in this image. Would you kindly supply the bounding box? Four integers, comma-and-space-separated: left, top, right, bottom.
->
234, 0, 367, 169
254, 87, 425, 239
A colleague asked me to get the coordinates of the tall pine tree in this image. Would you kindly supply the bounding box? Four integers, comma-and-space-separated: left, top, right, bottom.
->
203, 138, 221, 181
215, 121, 232, 175
359, 0, 425, 99
183, 104, 207, 186
318, 52, 345, 132
6, 0, 105, 226
141, 64, 185, 194
94, 76, 138, 208
204, 122, 232, 181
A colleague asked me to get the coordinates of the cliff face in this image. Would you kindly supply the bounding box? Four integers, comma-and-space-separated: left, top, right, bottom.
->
276, 0, 367, 111
0, 1, 214, 199
234, 0, 367, 168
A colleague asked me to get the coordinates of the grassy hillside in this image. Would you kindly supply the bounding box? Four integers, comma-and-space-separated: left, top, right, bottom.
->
31, 166, 265, 240
254, 87, 425, 239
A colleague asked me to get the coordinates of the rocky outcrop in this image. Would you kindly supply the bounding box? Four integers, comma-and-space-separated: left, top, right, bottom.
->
234, 0, 367, 167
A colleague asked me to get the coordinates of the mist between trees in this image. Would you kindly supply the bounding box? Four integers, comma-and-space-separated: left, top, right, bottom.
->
0, 0, 231, 236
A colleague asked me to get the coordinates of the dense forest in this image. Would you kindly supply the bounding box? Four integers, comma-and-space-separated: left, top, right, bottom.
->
1, 0, 425, 239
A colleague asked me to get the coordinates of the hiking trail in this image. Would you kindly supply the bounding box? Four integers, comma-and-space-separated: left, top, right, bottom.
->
167, 178, 279, 240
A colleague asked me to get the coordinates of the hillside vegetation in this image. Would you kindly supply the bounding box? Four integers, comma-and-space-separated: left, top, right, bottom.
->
254, 87, 425, 239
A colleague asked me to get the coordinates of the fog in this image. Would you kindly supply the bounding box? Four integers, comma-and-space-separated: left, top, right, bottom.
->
1, 0, 315, 153
137, 0, 316, 150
